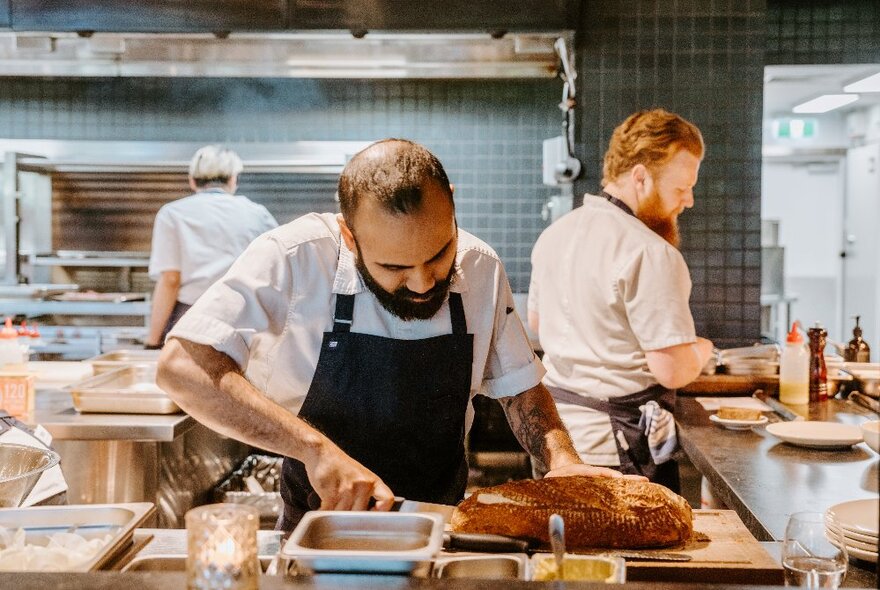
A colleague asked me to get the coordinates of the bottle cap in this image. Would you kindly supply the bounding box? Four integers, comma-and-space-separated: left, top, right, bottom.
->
0, 317, 18, 339
786, 321, 803, 344
852, 315, 862, 338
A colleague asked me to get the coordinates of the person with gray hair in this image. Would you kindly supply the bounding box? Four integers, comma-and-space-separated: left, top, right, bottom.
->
144, 145, 277, 348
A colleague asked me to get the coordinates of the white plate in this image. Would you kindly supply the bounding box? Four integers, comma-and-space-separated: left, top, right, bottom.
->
826, 519, 879, 544
764, 421, 863, 449
827, 499, 880, 537
828, 535, 879, 564
709, 414, 768, 430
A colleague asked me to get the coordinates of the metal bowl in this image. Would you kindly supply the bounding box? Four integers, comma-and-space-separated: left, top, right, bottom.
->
0, 443, 60, 507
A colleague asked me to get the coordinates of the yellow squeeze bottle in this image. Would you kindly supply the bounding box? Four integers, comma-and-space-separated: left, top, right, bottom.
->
779, 321, 809, 405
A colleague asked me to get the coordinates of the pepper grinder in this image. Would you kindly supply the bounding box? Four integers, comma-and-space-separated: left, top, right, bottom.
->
807, 322, 828, 402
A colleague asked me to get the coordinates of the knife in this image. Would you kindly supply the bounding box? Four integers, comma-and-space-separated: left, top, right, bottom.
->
848, 391, 880, 414
753, 390, 804, 422
602, 551, 692, 562
391, 497, 531, 553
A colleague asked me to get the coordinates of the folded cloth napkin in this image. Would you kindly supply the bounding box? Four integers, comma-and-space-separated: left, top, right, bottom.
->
638, 401, 678, 465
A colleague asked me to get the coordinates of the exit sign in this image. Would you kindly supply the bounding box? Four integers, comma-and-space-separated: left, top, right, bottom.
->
772, 118, 818, 139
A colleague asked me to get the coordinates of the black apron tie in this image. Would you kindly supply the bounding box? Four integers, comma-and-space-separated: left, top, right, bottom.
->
279, 291, 474, 531
600, 190, 636, 218
547, 384, 680, 492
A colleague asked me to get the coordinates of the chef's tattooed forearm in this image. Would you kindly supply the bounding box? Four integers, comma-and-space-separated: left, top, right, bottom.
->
498, 385, 580, 473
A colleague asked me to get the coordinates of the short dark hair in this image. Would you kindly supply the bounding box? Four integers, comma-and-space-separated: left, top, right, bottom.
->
338, 139, 453, 226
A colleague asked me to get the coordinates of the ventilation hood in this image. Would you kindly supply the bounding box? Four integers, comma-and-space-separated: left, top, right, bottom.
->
0, 31, 570, 78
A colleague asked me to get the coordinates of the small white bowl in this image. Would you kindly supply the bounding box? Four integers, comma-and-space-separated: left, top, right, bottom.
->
861, 420, 880, 454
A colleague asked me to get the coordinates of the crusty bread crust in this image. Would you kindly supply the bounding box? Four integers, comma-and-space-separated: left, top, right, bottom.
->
451, 476, 692, 549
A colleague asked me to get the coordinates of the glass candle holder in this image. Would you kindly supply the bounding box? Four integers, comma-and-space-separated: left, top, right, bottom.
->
186, 503, 259, 590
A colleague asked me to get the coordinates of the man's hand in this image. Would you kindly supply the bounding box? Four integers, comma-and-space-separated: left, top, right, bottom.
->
544, 463, 647, 481
304, 440, 395, 512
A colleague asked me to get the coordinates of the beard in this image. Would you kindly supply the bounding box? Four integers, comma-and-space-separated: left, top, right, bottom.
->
354, 244, 457, 321
636, 188, 680, 248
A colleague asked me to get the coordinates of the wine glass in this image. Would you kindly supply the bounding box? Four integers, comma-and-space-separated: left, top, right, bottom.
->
782, 512, 848, 589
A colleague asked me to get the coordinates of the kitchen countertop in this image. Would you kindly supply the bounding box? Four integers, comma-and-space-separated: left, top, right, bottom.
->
677, 396, 879, 585
3, 573, 854, 589
32, 388, 195, 441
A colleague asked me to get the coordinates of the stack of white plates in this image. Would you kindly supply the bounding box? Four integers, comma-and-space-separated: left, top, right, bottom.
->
825, 499, 879, 563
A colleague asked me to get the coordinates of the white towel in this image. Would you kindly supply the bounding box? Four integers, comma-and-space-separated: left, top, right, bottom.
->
638, 401, 678, 465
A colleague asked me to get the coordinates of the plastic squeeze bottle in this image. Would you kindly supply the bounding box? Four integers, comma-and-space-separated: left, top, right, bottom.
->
779, 321, 809, 405
0, 317, 22, 369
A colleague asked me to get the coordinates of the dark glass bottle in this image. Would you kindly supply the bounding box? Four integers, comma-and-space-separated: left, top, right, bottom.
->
807, 322, 828, 402
844, 315, 871, 363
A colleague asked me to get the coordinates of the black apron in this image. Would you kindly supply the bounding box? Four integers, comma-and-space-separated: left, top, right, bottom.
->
160, 301, 192, 344
548, 385, 680, 492
278, 291, 474, 531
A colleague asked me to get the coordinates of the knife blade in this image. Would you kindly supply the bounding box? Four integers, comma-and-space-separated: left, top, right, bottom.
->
848, 391, 880, 414
753, 390, 804, 422
601, 551, 692, 562
393, 497, 455, 524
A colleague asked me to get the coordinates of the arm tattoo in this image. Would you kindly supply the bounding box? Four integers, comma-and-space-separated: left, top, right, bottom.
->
498, 388, 579, 474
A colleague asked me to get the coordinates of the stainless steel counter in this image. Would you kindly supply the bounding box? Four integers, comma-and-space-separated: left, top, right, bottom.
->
34, 388, 194, 441
30, 388, 248, 528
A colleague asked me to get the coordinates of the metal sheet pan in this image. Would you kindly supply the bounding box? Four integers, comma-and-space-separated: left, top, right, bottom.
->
69, 365, 181, 414
281, 511, 444, 575
85, 349, 161, 375
0, 502, 155, 571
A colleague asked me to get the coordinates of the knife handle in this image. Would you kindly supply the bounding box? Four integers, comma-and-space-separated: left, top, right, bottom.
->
443, 532, 530, 553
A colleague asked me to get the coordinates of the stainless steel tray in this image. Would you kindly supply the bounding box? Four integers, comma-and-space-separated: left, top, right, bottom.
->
281, 511, 444, 574
69, 365, 181, 414
0, 502, 155, 572
85, 349, 161, 375
432, 553, 528, 579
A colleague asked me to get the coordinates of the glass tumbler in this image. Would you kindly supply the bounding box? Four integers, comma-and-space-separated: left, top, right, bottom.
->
782, 511, 848, 589
186, 503, 260, 590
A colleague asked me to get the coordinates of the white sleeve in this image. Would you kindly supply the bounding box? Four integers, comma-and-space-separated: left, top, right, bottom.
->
619, 244, 697, 351
148, 207, 181, 280
168, 234, 292, 370
480, 261, 545, 399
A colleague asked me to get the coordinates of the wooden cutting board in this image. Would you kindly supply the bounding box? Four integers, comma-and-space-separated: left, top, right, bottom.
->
574, 510, 784, 585
682, 374, 779, 396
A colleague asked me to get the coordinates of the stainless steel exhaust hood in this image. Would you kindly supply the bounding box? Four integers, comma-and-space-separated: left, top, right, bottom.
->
0, 31, 569, 78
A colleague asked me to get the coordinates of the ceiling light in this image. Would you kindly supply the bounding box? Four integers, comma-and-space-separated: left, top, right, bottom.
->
844, 72, 880, 93
792, 94, 859, 114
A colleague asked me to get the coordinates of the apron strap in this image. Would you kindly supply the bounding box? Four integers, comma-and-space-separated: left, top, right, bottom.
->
449, 292, 467, 334
333, 294, 355, 332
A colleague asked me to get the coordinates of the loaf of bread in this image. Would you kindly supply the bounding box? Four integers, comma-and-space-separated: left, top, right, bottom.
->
451, 476, 692, 549
717, 407, 762, 421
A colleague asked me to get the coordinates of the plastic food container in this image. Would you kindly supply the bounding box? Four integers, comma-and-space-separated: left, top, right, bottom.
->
69, 364, 180, 414
281, 511, 444, 575
85, 349, 161, 375
530, 553, 626, 583
0, 502, 154, 571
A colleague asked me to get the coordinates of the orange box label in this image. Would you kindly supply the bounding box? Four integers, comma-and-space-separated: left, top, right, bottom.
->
0, 374, 35, 419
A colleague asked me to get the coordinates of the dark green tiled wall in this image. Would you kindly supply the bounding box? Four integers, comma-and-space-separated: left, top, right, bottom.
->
574, 0, 766, 348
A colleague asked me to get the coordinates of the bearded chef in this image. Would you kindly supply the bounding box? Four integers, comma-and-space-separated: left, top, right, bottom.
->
157, 139, 632, 531
528, 109, 715, 491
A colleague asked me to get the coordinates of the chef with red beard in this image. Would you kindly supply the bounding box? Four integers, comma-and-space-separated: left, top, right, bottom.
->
157, 138, 631, 531
528, 109, 715, 491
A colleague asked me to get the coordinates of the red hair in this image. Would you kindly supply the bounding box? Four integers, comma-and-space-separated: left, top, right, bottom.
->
602, 109, 704, 186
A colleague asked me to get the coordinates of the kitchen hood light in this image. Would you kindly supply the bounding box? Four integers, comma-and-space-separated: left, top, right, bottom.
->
844, 72, 880, 93
792, 94, 859, 114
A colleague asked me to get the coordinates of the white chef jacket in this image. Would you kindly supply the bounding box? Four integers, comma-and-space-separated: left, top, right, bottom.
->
148, 189, 278, 305
169, 212, 544, 426
528, 194, 697, 465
